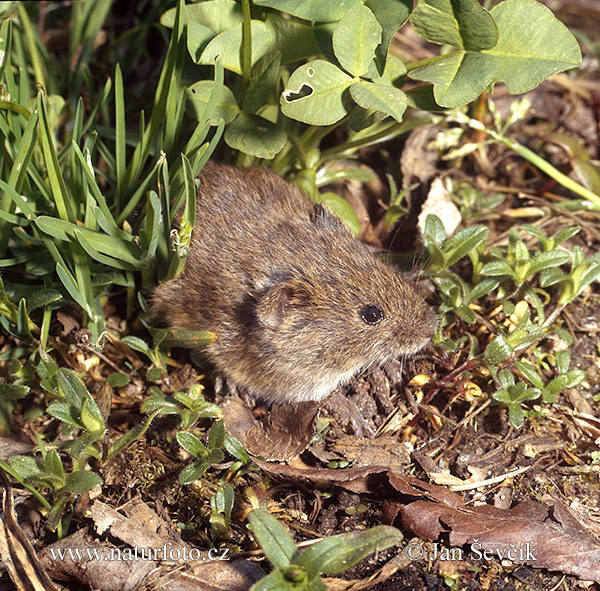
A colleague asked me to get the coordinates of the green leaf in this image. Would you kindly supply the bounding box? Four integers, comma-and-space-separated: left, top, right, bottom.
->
253, 0, 359, 22
443, 225, 488, 267
552, 227, 581, 247
281, 60, 353, 125
316, 193, 361, 236
365, 0, 412, 71
573, 159, 600, 196
265, 14, 320, 64
187, 22, 217, 63
0, 383, 30, 399
44, 449, 65, 487
155, 328, 217, 348
35, 217, 144, 269
484, 334, 513, 364
244, 52, 281, 114
8, 456, 44, 481
411, 0, 498, 50
248, 509, 298, 569
424, 214, 447, 247
543, 371, 584, 403
480, 260, 516, 278
56, 263, 94, 318
122, 335, 153, 357
555, 350, 571, 374
539, 267, 565, 287
513, 361, 544, 388
107, 373, 130, 387
179, 461, 212, 484
528, 250, 571, 275
176, 432, 208, 458
208, 421, 225, 449
60, 470, 102, 494
107, 409, 161, 460
508, 403, 525, 428
297, 526, 402, 577
199, 21, 274, 75
212, 483, 235, 521
332, 4, 381, 77
349, 81, 407, 122
47, 402, 81, 428
250, 568, 316, 591
80, 394, 105, 434
36, 93, 74, 222
571, 263, 600, 300
141, 191, 161, 260
505, 325, 544, 351
497, 369, 515, 390
186, 81, 238, 125
161, 0, 243, 31
468, 278, 500, 302
224, 434, 251, 464
224, 113, 287, 159
58, 368, 88, 408
455, 304, 476, 323
25, 289, 63, 311
410, 0, 581, 108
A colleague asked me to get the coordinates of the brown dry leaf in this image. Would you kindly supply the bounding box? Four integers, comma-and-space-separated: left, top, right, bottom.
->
392, 473, 600, 583
79, 500, 264, 590
223, 398, 320, 461
400, 498, 600, 582
89, 500, 170, 549
42, 529, 263, 591
0, 436, 34, 459
56, 310, 80, 336
253, 462, 600, 582
570, 412, 600, 440
252, 459, 389, 494
144, 560, 264, 591
330, 436, 411, 470
41, 529, 154, 591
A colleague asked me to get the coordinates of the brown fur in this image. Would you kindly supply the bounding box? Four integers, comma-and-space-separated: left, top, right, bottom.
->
153, 161, 437, 403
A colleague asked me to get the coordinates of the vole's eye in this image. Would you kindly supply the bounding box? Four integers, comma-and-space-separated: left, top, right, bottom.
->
360, 305, 384, 325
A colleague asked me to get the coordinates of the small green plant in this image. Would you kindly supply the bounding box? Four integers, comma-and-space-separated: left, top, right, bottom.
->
210, 482, 235, 537
437, 97, 600, 206
424, 215, 594, 427
247, 508, 402, 590
0, 363, 161, 530
141, 388, 250, 484
176, 419, 252, 485
141, 384, 222, 431
158, 0, 582, 224
176, 421, 227, 484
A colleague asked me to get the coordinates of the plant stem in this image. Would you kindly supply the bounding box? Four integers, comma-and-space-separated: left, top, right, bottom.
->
321, 116, 433, 159
0, 460, 52, 510
241, 0, 252, 85
492, 133, 600, 206
405, 50, 462, 73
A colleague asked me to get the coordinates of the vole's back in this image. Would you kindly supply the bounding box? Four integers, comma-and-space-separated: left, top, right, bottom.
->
154, 161, 437, 404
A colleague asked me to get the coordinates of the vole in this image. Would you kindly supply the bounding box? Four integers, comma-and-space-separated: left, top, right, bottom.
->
153, 161, 437, 405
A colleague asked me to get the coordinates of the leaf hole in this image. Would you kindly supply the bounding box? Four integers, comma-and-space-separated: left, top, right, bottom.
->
283, 83, 314, 103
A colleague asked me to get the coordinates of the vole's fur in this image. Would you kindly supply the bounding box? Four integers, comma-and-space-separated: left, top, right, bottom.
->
153, 161, 437, 404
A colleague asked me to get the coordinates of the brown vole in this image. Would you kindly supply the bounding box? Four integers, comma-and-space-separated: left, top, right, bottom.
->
153, 161, 437, 404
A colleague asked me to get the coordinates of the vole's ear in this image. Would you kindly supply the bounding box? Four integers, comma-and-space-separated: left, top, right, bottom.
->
256, 279, 312, 329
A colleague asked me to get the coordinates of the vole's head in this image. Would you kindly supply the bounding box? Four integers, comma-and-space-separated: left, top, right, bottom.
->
249, 208, 438, 401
